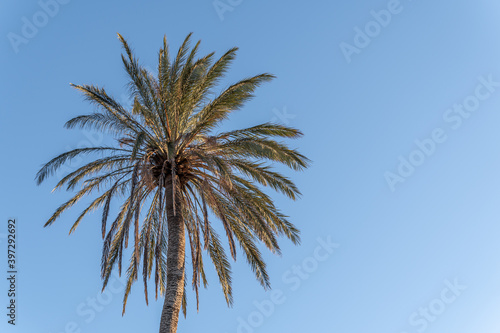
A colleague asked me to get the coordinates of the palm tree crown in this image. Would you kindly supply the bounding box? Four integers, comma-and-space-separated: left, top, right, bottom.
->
36, 33, 309, 332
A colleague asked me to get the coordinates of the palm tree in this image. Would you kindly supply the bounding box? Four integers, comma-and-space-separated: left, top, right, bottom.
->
36, 33, 309, 333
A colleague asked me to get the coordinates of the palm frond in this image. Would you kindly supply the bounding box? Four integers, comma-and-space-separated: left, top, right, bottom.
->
37, 33, 308, 319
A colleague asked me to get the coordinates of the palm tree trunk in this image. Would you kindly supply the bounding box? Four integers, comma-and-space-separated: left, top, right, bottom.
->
159, 176, 185, 333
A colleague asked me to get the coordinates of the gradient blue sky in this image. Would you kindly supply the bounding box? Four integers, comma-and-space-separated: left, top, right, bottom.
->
2, 0, 500, 332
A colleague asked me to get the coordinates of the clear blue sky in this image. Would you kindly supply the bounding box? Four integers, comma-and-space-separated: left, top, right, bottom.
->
2, 0, 500, 332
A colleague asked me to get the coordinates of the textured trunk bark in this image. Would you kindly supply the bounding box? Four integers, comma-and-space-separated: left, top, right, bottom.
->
158, 176, 185, 333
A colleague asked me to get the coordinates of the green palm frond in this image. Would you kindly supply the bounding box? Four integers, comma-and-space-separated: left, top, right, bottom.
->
37, 33, 309, 316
